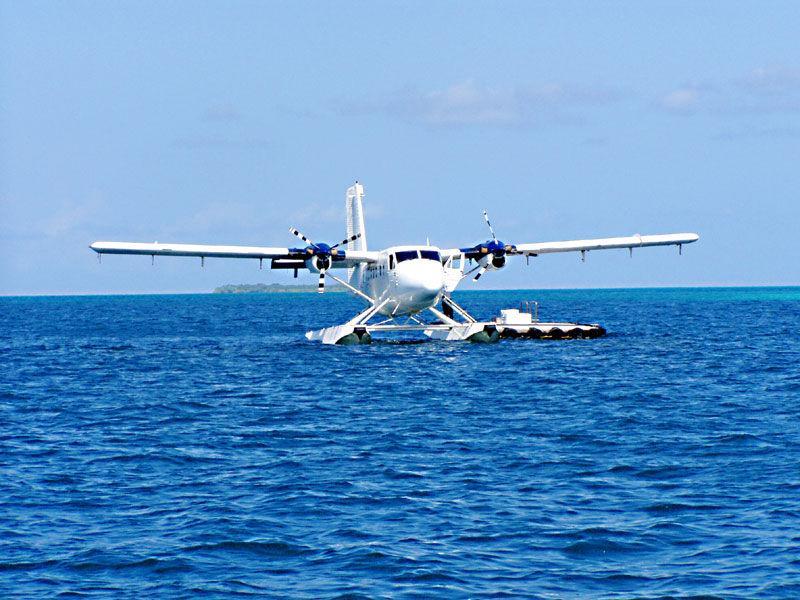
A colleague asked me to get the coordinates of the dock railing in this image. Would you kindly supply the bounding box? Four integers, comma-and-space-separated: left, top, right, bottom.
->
519, 301, 539, 322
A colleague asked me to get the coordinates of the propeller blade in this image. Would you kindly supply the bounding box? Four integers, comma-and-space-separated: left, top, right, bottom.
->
330, 232, 361, 250
289, 227, 315, 247
473, 265, 488, 281
318, 270, 325, 293
483, 210, 497, 242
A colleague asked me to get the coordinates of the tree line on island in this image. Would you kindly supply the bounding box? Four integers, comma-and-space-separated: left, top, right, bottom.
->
213, 283, 343, 294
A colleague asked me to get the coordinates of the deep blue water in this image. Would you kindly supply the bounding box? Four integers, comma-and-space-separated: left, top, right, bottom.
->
2, 288, 800, 599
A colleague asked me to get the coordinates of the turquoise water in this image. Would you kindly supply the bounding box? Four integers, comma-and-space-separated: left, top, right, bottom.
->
1, 287, 799, 598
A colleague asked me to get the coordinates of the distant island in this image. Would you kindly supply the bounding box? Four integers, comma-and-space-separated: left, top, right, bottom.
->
213, 283, 343, 294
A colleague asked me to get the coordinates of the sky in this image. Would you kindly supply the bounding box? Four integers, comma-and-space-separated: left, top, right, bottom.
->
1, 1, 799, 294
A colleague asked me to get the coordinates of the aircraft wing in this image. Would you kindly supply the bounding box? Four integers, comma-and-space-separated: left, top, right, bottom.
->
339, 250, 381, 264
89, 241, 380, 263
440, 232, 698, 260
90, 241, 292, 258
513, 233, 699, 255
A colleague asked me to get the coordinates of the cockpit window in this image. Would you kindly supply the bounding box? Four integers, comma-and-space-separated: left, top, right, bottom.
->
395, 250, 419, 263
419, 250, 441, 262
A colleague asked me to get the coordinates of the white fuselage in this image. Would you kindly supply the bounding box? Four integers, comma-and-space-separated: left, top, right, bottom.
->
355, 245, 445, 316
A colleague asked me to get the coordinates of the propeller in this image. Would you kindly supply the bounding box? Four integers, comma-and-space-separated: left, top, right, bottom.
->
472, 265, 489, 281
288, 228, 361, 293
460, 210, 517, 281
473, 264, 489, 281
483, 210, 497, 242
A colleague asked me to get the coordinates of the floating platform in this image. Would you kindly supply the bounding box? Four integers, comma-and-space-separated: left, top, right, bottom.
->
491, 307, 605, 339
495, 321, 606, 339
306, 304, 606, 344
423, 308, 606, 342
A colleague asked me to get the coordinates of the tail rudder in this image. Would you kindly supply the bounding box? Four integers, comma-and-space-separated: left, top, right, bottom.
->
345, 181, 367, 284
346, 181, 367, 251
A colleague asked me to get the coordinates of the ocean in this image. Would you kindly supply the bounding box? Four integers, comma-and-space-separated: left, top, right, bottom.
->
1, 288, 799, 598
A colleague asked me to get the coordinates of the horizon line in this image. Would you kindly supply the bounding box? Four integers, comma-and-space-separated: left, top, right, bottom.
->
2, 283, 799, 299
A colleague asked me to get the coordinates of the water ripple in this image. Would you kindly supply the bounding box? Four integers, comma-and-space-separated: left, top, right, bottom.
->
1, 288, 800, 598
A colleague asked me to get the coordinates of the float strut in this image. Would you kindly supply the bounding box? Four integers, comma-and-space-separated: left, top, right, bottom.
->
259, 258, 263, 270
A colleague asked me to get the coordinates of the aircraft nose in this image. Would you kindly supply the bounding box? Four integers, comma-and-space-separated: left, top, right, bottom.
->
414, 261, 444, 296
397, 259, 444, 297
419, 269, 441, 292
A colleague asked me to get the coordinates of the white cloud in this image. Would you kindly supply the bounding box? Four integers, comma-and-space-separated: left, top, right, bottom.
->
341, 79, 621, 127
156, 199, 364, 243
736, 66, 800, 95
420, 81, 516, 126
41, 198, 105, 237
660, 88, 701, 112
661, 65, 800, 115
0, 195, 108, 242
183, 202, 258, 233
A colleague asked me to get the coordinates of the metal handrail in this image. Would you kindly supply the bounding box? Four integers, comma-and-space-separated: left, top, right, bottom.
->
519, 300, 539, 322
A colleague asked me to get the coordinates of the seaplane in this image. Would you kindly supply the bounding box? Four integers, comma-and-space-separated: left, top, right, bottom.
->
90, 182, 699, 344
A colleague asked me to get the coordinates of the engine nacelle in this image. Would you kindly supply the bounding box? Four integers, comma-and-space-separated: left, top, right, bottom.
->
478, 253, 506, 271
305, 255, 332, 273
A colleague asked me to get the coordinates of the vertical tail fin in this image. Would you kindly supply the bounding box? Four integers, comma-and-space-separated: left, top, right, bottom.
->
346, 181, 367, 251
345, 181, 367, 284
